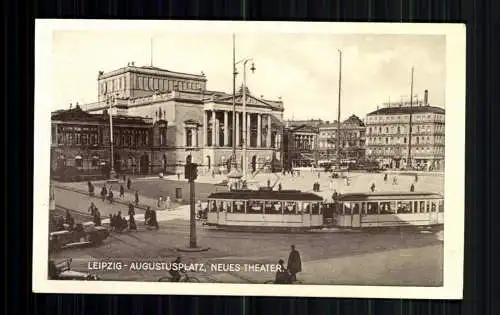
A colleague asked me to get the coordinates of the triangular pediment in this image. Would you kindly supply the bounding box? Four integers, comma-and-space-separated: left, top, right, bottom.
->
290, 124, 319, 133
216, 94, 272, 108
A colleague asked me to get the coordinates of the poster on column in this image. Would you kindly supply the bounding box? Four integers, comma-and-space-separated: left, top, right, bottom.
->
34, 20, 465, 299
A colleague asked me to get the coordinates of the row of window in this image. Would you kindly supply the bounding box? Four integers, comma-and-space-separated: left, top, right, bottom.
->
100, 76, 204, 95
367, 146, 445, 155
367, 136, 445, 145
207, 200, 322, 215
319, 131, 363, 138
339, 200, 444, 215
368, 124, 445, 135
367, 114, 445, 123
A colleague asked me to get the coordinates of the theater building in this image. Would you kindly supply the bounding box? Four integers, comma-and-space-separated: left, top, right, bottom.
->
78, 63, 284, 175
365, 90, 445, 171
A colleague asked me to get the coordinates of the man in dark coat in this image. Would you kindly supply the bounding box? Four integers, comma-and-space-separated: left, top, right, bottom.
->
287, 245, 302, 281
135, 191, 139, 205
127, 178, 132, 190
120, 185, 125, 198
93, 208, 101, 226
150, 209, 159, 230
410, 183, 415, 192
128, 203, 135, 217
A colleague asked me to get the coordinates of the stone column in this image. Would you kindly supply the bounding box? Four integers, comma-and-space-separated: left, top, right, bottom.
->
246, 113, 251, 147
236, 112, 240, 147
215, 114, 220, 147
257, 114, 262, 147
211, 110, 216, 147
267, 115, 272, 148
203, 111, 208, 146
223, 110, 229, 147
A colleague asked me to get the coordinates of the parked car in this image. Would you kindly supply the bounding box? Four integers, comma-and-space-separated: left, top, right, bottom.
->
49, 258, 100, 280
49, 222, 109, 252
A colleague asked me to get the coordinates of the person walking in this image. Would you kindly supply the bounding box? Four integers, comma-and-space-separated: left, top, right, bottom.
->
128, 202, 135, 217
119, 184, 125, 198
384, 173, 388, 182
108, 190, 114, 204
370, 182, 376, 192
278, 183, 282, 191
88, 202, 96, 216
93, 208, 101, 226
127, 177, 132, 190
410, 183, 415, 192
166, 196, 171, 210
392, 176, 398, 185
287, 245, 302, 282
135, 190, 139, 206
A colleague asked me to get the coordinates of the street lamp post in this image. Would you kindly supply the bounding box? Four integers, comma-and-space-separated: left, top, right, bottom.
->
241, 58, 256, 181
106, 94, 118, 181
336, 49, 342, 171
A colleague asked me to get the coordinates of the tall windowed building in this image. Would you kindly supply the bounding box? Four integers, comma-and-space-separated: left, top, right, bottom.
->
69, 64, 284, 175
365, 90, 445, 171
317, 115, 366, 162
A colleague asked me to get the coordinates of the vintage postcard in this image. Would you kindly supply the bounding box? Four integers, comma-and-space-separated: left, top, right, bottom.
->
33, 20, 466, 299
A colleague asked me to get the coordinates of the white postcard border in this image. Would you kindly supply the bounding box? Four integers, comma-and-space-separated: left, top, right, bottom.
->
33, 20, 466, 299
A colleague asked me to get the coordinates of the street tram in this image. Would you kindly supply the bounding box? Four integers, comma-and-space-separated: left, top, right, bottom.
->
205, 189, 324, 231
326, 192, 444, 228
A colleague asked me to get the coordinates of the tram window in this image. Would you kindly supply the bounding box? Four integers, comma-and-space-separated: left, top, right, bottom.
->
426, 202, 430, 213
438, 200, 444, 212
397, 201, 412, 214
209, 201, 217, 213
222, 201, 231, 212
344, 203, 352, 215
413, 201, 418, 213
233, 201, 245, 213
380, 202, 395, 214
264, 201, 274, 214
367, 202, 378, 214
352, 203, 360, 214
248, 200, 263, 213
217, 201, 224, 212
284, 202, 297, 214
431, 201, 437, 212
311, 203, 320, 215
272, 201, 283, 213
302, 202, 311, 214
361, 203, 366, 215
419, 201, 426, 213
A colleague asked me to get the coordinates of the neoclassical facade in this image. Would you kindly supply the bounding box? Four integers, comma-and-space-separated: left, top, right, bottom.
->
80, 64, 284, 174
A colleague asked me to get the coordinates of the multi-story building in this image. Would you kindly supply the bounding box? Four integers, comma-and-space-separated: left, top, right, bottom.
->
73, 63, 285, 175
282, 123, 319, 169
317, 114, 366, 162
365, 90, 445, 170
50, 105, 163, 180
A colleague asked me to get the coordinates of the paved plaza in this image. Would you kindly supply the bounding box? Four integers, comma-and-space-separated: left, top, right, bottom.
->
50, 170, 444, 286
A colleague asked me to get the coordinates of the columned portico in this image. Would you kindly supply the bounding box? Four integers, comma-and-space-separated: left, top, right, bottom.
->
257, 114, 262, 147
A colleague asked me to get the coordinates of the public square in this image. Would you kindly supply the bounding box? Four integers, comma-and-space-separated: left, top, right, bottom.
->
50, 170, 444, 286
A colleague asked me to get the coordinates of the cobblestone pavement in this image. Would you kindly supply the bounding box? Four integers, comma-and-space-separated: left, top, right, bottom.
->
50, 212, 444, 286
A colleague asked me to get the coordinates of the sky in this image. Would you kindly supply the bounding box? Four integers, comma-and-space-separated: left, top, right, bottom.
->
51, 30, 446, 121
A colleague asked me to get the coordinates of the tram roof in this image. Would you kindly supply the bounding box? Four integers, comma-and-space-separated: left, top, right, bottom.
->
332, 192, 443, 202
206, 190, 324, 201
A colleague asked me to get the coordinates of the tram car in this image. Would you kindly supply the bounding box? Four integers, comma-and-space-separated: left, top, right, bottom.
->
328, 192, 444, 228
205, 189, 324, 231
205, 190, 444, 231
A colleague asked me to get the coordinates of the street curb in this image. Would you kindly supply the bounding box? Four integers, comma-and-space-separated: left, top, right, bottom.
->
54, 184, 163, 211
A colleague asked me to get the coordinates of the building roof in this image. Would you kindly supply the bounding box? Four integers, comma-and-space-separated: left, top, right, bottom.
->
367, 105, 445, 116
207, 190, 324, 201
98, 65, 207, 81
51, 106, 153, 125
289, 124, 319, 134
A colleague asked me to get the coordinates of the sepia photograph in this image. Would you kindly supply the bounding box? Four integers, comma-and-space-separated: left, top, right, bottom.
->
33, 20, 465, 299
